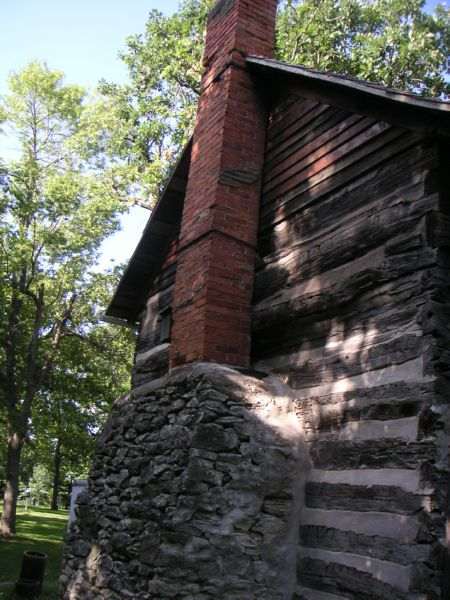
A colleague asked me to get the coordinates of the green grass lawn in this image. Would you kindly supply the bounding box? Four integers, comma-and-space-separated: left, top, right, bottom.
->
0, 506, 68, 600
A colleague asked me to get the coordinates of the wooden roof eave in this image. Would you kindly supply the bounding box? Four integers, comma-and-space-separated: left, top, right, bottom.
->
105, 138, 193, 323
247, 56, 450, 137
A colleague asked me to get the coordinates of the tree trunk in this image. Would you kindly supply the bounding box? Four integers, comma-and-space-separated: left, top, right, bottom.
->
51, 438, 62, 511
0, 432, 23, 537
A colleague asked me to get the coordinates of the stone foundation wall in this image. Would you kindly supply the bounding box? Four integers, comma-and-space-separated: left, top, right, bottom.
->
61, 364, 308, 600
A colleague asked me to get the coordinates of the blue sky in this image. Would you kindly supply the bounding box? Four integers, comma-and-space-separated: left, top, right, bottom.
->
0, 0, 180, 92
1, 0, 180, 271
0, 0, 446, 270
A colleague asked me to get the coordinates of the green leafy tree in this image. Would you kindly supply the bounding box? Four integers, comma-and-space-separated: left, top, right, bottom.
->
31, 272, 134, 510
99, 0, 213, 207
277, 0, 450, 96
28, 464, 52, 507
101, 0, 448, 195
0, 63, 134, 536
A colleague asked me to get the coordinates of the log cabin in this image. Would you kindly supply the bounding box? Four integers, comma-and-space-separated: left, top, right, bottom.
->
62, 1, 450, 598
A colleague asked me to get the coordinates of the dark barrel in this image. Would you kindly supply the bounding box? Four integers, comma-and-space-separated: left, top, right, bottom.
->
15, 551, 47, 598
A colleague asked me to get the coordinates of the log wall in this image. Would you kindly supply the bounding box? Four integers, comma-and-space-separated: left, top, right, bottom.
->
253, 94, 449, 599
131, 91, 449, 598
133, 244, 177, 387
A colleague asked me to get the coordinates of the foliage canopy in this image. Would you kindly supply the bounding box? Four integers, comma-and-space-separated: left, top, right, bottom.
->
0, 62, 134, 535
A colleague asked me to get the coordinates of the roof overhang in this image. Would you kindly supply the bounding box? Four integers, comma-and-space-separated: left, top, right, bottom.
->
105, 138, 192, 323
247, 56, 450, 136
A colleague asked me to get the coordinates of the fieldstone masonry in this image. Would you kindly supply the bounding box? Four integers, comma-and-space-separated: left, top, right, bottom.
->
61, 364, 308, 599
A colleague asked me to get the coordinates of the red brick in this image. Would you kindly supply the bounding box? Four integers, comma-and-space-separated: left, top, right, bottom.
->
170, 0, 278, 369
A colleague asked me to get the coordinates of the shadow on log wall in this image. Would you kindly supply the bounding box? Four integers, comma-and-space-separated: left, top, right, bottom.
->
251, 96, 450, 599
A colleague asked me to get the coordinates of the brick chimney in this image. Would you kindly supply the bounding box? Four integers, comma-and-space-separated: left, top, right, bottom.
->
170, 0, 278, 368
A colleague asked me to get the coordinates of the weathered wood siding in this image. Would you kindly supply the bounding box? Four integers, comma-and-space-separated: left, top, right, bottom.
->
253, 94, 449, 599
133, 244, 177, 386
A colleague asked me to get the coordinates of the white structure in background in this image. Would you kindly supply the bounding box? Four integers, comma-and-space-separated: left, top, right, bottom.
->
68, 480, 87, 527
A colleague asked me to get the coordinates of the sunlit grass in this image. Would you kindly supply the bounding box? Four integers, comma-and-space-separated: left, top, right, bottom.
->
0, 506, 68, 600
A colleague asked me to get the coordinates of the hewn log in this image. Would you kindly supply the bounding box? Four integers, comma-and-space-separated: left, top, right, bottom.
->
137, 286, 173, 354
256, 333, 423, 390
259, 143, 437, 255
255, 207, 433, 303
263, 122, 399, 207
305, 482, 425, 515
253, 256, 432, 339
260, 133, 424, 230
133, 343, 170, 386
300, 524, 429, 565
298, 558, 408, 600
309, 439, 434, 470
267, 100, 326, 149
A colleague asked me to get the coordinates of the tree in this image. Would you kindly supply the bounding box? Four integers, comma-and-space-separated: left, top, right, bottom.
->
101, 0, 449, 193
0, 63, 134, 536
99, 0, 212, 207
31, 272, 134, 510
28, 464, 51, 507
277, 0, 450, 97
